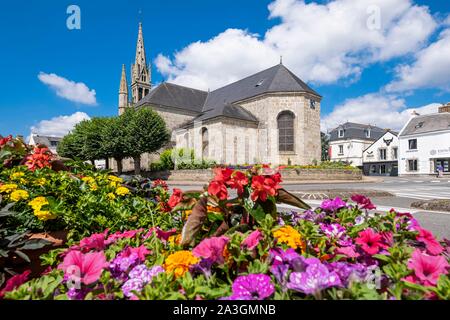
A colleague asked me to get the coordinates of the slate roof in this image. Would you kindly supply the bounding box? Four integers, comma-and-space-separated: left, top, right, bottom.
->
138, 64, 320, 124
399, 112, 450, 136
29, 135, 62, 147
329, 122, 386, 142
137, 82, 207, 113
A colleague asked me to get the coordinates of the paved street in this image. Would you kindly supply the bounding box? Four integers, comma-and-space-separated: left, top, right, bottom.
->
170, 175, 450, 239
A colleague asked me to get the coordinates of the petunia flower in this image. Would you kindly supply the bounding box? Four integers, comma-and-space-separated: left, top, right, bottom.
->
0, 270, 31, 298
58, 251, 108, 285
192, 236, 229, 264
351, 194, 376, 210
403, 249, 449, 287
225, 274, 275, 300
320, 223, 346, 239
241, 230, 263, 250
414, 227, 444, 256
320, 197, 347, 213
355, 228, 387, 255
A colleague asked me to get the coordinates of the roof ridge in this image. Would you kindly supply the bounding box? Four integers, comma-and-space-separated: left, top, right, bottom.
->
164, 81, 208, 93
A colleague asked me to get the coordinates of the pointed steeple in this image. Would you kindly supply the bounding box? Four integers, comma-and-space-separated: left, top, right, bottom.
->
119, 64, 128, 94
131, 22, 151, 103
118, 64, 129, 115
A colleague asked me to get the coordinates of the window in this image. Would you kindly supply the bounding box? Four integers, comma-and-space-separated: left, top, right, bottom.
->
415, 122, 424, 129
370, 165, 377, 174
365, 129, 371, 138
408, 139, 417, 150
50, 141, 58, 147
379, 165, 386, 174
338, 145, 344, 155
379, 149, 387, 160
408, 159, 418, 171
277, 111, 295, 152
201, 128, 208, 159
310, 99, 316, 109
255, 79, 265, 87
338, 129, 344, 138
392, 147, 398, 160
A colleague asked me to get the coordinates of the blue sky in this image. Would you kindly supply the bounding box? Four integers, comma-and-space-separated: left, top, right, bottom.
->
0, 0, 449, 138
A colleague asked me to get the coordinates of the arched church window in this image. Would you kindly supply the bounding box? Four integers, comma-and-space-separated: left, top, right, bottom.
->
277, 111, 295, 152
183, 132, 189, 149
201, 128, 209, 159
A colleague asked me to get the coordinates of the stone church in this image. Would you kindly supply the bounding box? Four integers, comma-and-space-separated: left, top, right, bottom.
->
117, 23, 322, 171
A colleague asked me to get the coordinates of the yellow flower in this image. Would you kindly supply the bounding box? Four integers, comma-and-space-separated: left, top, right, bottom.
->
10, 190, 29, 202
10, 172, 26, 183
82, 176, 96, 185
34, 210, 56, 221
108, 175, 123, 183
164, 251, 199, 278
115, 186, 130, 196
28, 196, 49, 211
273, 226, 305, 250
90, 184, 98, 191
168, 234, 182, 246
0, 183, 18, 194
34, 178, 47, 186
107, 193, 116, 200
183, 210, 193, 220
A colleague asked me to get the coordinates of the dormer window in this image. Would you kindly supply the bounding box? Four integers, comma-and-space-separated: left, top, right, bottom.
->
338, 129, 344, 138
415, 122, 424, 129
310, 99, 316, 109
364, 129, 371, 138
255, 79, 265, 87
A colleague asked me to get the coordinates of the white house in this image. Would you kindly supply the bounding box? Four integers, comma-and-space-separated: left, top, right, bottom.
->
398, 103, 450, 176
328, 122, 387, 167
362, 130, 399, 176
28, 134, 62, 154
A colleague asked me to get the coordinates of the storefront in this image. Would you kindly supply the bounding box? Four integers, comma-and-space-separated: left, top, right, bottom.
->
434, 158, 450, 173
363, 161, 398, 176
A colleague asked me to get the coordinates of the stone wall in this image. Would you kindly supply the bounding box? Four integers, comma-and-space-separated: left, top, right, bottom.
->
144, 168, 362, 182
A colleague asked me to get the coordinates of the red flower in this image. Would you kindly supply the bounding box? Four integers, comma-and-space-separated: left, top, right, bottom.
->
355, 228, 387, 255
227, 171, 249, 195
208, 181, 228, 200
25, 146, 53, 171
416, 227, 444, 255
250, 174, 282, 202
351, 194, 376, 210
167, 188, 183, 208
0, 270, 31, 298
152, 179, 168, 191
213, 167, 233, 184
0, 135, 12, 147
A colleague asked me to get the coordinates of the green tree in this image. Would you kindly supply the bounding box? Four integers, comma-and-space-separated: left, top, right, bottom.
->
57, 132, 82, 160
321, 131, 330, 161
123, 108, 170, 174
102, 116, 130, 174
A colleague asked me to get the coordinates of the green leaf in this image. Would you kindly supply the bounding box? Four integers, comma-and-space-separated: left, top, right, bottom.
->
19, 239, 52, 250
249, 204, 266, 222
14, 250, 30, 263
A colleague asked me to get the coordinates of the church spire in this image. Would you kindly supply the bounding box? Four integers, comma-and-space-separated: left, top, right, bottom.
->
118, 64, 129, 115
131, 22, 151, 103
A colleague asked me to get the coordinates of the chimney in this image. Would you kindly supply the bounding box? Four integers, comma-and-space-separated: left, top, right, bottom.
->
411, 110, 420, 116
438, 102, 450, 113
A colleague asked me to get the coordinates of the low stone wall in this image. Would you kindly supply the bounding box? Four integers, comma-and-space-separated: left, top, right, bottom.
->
144, 168, 362, 182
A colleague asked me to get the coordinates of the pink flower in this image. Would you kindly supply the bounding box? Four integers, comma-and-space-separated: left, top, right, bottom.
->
58, 251, 108, 285
145, 227, 177, 242
241, 230, 263, 250
192, 236, 229, 264
351, 194, 376, 210
415, 227, 444, 256
404, 249, 449, 286
105, 229, 143, 245
120, 245, 150, 261
336, 246, 360, 258
0, 270, 31, 298
78, 231, 108, 251
355, 228, 387, 255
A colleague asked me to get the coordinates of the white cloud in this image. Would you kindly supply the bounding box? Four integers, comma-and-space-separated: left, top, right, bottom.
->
156, 0, 437, 90
30, 112, 91, 137
386, 28, 450, 92
38, 72, 97, 105
321, 93, 441, 131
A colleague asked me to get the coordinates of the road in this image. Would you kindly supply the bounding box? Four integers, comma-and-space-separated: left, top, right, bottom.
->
169, 176, 450, 239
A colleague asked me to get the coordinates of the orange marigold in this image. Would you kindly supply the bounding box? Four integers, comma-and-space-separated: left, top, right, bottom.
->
164, 251, 199, 278
273, 226, 305, 250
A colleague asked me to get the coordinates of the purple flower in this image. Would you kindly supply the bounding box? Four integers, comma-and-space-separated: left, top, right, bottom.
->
129, 265, 164, 282
320, 197, 347, 213
295, 210, 325, 223
67, 287, 90, 300
355, 215, 365, 226
320, 223, 346, 239
287, 262, 342, 296
327, 262, 367, 287
190, 258, 215, 278
122, 278, 145, 298
109, 252, 140, 279
225, 274, 275, 300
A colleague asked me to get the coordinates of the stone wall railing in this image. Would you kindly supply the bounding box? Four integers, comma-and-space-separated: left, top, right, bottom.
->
143, 168, 362, 182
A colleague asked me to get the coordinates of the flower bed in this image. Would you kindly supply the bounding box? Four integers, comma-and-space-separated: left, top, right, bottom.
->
1, 136, 449, 300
